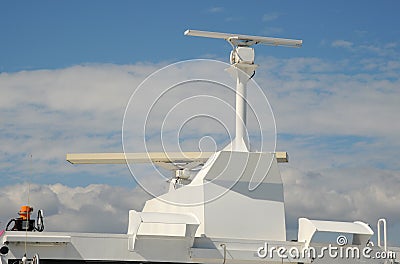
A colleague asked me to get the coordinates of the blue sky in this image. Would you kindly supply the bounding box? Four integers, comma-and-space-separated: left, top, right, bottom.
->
1, 1, 399, 71
1, 1, 400, 244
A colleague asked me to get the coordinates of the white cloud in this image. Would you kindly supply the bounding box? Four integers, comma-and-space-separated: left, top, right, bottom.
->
207, 7, 223, 13
331, 40, 399, 58
256, 56, 400, 141
0, 183, 153, 233
359, 43, 399, 57
0, 55, 399, 243
0, 63, 165, 184
1, 168, 399, 245
262, 27, 283, 35
1, 58, 399, 168
354, 30, 368, 37
332, 40, 353, 48
282, 166, 400, 244
262, 12, 281, 22
385, 42, 397, 49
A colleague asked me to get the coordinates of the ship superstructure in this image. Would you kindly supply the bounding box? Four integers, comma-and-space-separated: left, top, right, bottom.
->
1, 29, 399, 264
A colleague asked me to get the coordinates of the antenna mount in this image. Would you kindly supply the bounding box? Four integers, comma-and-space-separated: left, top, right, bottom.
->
184, 29, 302, 151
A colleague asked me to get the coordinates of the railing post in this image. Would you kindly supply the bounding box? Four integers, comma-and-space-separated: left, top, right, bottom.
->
377, 218, 387, 252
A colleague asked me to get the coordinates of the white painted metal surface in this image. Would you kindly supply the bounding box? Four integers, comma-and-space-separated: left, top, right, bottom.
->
3, 233, 71, 244
142, 151, 286, 240
298, 218, 373, 247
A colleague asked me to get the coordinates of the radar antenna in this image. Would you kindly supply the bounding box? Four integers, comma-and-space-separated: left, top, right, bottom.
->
184, 29, 302, 151
66, 30, 293, 189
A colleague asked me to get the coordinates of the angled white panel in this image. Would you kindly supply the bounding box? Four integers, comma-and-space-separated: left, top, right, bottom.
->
203, 151, 286, 241
298, 218, 373, 247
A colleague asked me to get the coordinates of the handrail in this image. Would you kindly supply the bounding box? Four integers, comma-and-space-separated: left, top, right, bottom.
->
377, 218, 387, 251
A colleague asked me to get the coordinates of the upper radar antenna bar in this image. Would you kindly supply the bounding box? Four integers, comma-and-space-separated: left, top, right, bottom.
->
184, 29, 302, 48
184, 29, 302, 151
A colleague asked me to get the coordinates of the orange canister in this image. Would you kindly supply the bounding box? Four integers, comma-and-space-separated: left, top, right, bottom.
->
18, 205, 33, 220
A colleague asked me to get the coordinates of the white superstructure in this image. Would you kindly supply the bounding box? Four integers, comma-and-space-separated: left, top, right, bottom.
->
1, 29, 399, 264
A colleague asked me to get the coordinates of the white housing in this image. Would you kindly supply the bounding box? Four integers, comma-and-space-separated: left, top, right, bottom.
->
230, 47, 255, 64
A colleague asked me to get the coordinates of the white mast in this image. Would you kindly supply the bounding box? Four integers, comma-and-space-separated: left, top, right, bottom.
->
184, 29, 302, 151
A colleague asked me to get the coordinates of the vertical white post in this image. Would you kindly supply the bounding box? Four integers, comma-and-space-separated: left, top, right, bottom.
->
377, 218, 387, 251
224, 64, 257, 152
235, 69, 249, 151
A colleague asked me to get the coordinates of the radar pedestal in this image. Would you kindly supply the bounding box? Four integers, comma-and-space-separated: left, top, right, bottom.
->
138, 30, 301, 241
66, 29, 299, 242
224, 45, 258, 152
184, 30, 301, 152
